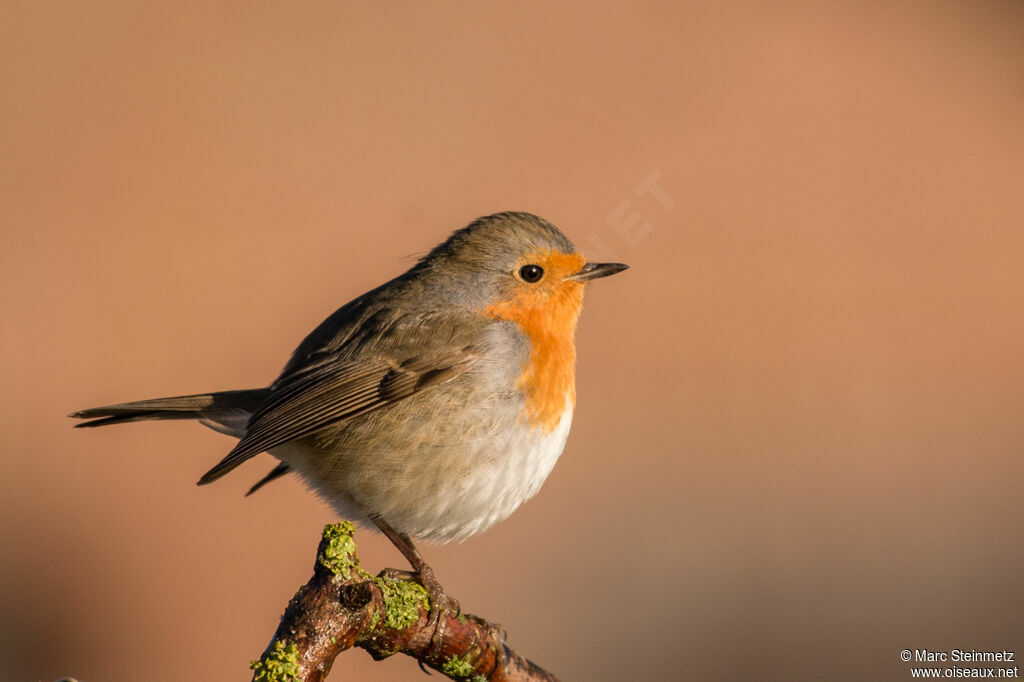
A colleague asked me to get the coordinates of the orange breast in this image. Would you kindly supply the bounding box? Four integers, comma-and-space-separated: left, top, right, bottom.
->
483, 252, 586, 433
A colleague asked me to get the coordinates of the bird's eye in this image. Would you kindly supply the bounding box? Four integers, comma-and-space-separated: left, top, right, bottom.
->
518, 264, 544, 283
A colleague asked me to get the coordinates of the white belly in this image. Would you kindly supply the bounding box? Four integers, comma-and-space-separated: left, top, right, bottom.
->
272, 403, 573, 543
408, 404, 574, 542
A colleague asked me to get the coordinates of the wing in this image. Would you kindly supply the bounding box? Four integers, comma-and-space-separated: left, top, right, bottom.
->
245, 462, 292, 496
196, 347, 479, 485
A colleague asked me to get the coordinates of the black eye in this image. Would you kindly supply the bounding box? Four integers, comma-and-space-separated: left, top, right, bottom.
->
518, 264, 544, 283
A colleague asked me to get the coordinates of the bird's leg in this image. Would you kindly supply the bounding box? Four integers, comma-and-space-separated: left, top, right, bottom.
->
370, 514, 459, 650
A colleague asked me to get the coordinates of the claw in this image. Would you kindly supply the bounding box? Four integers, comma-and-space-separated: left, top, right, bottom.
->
414, 562, 461, 653
369, 514, 461, 655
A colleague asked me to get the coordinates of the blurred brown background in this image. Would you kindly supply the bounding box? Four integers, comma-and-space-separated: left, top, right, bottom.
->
2, 2, 1023, 680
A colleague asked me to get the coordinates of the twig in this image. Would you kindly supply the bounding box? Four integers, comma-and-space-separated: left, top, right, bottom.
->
250, 522, 559, 682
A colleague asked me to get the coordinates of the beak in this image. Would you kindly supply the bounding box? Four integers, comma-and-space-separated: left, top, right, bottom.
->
567, 261, 629, 282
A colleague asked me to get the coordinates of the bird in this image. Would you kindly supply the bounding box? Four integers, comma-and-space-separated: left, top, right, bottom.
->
71, 211, 627, 629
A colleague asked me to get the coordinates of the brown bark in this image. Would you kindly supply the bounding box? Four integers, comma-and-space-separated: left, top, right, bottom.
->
250, 522, 559, 682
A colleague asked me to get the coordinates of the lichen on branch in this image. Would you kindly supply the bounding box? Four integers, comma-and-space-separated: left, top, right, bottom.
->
251, 522, 559, 682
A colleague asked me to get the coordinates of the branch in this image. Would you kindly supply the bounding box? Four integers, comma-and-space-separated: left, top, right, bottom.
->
250, 522, 559, 682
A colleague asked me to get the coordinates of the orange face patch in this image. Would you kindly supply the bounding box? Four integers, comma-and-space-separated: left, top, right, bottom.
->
483, 250, 587, 433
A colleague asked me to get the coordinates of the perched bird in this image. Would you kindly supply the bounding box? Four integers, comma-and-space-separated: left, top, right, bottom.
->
71, 211, 627, 625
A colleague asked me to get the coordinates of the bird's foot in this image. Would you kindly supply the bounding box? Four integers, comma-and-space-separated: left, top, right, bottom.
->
378, 564, 459, 654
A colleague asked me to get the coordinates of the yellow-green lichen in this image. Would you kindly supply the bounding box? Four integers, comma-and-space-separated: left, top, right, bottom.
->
318, 521, 370, 580
372, 576, 429, 630
441, 653, 475, 678
250, 640, 300, 682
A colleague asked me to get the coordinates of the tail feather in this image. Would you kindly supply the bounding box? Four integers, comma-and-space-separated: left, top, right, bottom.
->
70, 389, 269, 429
72, 411, 212, 428
71, 388, 294, 494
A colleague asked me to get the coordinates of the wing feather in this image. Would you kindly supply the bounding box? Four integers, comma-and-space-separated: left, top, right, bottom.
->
196, 349, 478, 484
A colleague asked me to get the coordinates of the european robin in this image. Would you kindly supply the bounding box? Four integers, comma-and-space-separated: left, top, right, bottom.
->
71, 211, 627, 628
